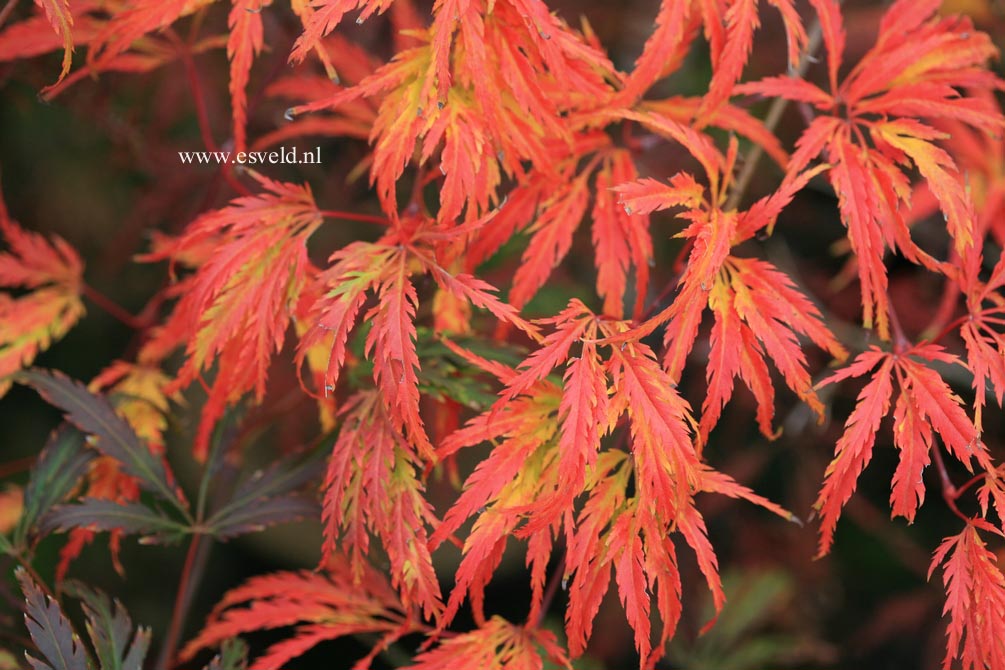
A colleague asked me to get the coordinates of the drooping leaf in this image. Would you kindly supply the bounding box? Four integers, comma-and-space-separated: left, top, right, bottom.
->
320, 391, 442, 619
155, 172, 323, 460
815, 344, 989, 555
15, 369, 185, 512
227, 0, 270, 153
42, 500, 188, 544
930, 522, 1005, 670
15, 567, 91, 670
206, 450, 323, 540
181, 557, 415, 670
65, 583, 150, 670
13, 426, 93, 549
0, 197, 84, 397
405, 616, 572, 670
741, 0, 1003, 339
33, 0, 74, 84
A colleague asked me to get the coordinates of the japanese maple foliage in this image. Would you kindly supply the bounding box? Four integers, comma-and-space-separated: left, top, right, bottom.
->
3, 0, 1005, 669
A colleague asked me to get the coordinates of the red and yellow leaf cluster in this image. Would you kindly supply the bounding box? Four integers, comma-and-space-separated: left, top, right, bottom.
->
5, 0, 1005, 668
0, 192, 84, 397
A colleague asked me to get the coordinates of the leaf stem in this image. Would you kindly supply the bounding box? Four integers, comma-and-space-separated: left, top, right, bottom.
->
0, 455, 36, 479
528, 548, 565, 631
921, 249, 963, 340
168, 30, 252, 198
931, 446, 970, 523
320, 209, 392, 225
81, 283, 146, 329
156, 533, 203, 670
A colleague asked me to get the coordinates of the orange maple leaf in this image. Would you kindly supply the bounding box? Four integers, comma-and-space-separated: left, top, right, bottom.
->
0, 193, 84, 397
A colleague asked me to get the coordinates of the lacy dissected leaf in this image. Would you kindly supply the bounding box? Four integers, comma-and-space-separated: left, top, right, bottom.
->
700, 257, 846, 442
155, 172, 322, 459
814, 350, 894, 556
562, 453, 793, 667
298, 218, 532, 461
592, 151, 653, 318
364, 254, 430, 458
614, 161, 842, 441
609, 338, 700, 519
228, 0, 271, 153
405, 616, 572, 670
66, 583, 150, 670
87, 0, 216, 69
618, 0, 805, 116
815, 344, 988, 555
613, 172, 703, 218
181, 557, 414, 670
289, 0, 396, 64
930, 522, 1005, 670
432, 304, 604, 625
960, 251, 1005, 433
290, 0, 614, 221
321, 391, 442, 619
0, 201, 84, 397
740, 0, 1002, 339
32, 0, 74, 83
432, 378, 563, 625
15, 567, 91, 670
436, 300, 792, 663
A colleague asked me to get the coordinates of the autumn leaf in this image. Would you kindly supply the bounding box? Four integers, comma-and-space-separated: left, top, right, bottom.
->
1, 196, 84, 397
739, 0, 1003, 339
320, 391, 442, 619
228, 0, 271, 153
16, 567, 91, 670
406, 616, 571, 670
930, 522, 1005, 670
182, 555, 417, 670
151, 172, 323, 459
31, 0, 74, 83
815, 344, 989, 555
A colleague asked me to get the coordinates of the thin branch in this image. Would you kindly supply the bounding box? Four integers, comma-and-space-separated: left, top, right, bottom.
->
724, 18, 827, 212
156, 534, 203, 670
932, 446, 970, 523
528, 548, 566, 631
0, 0, 17, 31
81, 283, 146, 330
320, 209, 392, 225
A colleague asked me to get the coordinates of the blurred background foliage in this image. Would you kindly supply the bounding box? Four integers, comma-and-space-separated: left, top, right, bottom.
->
3, 1, 1005, 669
